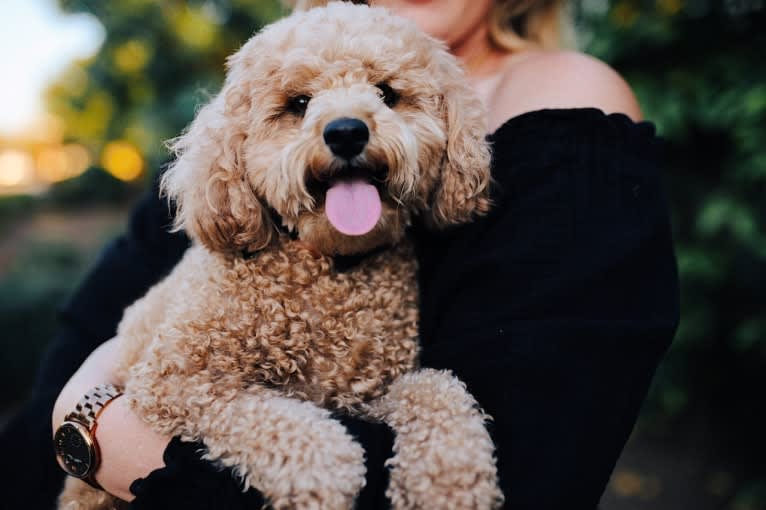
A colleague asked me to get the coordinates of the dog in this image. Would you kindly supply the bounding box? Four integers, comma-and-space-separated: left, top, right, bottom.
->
59, 3, 503, 509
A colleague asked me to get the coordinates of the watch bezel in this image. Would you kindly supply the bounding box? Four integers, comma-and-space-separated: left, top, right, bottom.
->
54, 419, 99, 479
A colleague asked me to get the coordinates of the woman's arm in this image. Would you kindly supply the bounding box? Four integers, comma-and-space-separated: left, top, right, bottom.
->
51, 338, 168, 502
415, 106, 679, 508
487, 49, 644, 130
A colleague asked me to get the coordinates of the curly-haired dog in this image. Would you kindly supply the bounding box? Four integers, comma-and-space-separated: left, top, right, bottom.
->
59, 3, 503, 509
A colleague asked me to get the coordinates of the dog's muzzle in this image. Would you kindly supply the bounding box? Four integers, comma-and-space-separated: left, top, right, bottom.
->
323, 117, 369, 160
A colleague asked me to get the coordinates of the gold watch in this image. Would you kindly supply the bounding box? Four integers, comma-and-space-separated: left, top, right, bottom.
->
53, 383, 123, 489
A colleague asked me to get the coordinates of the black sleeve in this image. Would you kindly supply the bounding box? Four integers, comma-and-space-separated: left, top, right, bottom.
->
128, 438, 266, 510
414, 108, 680, 509
130, 418, 393, 510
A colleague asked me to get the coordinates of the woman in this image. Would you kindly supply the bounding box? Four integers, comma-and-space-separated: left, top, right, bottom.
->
2, 0, 679, 508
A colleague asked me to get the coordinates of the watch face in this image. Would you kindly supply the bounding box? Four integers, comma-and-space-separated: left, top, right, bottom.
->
54, 421, 94, 478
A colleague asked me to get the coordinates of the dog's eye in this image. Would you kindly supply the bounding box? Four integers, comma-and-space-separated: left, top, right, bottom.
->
376, 83, 399, 108
286, 95, 311, 116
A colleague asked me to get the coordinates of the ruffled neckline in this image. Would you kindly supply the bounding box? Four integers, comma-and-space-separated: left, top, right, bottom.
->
488, 107, 659, 141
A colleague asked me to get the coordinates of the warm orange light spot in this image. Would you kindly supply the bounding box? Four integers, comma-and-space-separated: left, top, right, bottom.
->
101, 141, 144, 181
0, 149, 35, 187
611, 470, 662, 500
65, 144, 91, 174
657, 0, 683, 15
37, 144, 91, 183
37, 147, 68, 182
612, 470, 643, 497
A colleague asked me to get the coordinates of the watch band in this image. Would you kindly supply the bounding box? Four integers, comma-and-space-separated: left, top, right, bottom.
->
60, 383, 124, 489
67, 383, 124, 429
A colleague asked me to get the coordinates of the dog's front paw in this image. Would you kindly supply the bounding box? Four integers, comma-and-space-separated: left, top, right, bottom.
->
264, 416, 366, 510
371, 369, 504, 510
202, 395, 366, 510
386, 449, 504, 510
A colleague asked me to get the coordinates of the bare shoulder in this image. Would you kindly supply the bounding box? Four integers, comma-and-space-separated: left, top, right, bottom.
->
488, 49, 643, 130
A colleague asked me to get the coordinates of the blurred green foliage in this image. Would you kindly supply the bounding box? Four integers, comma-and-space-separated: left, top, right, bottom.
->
49, 0, 285, 176
0, 0, 764, 506
1, 0, 284, 407
576, 1, 766, 506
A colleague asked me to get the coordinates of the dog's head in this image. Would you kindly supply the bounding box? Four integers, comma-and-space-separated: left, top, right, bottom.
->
162, 2, 491, 256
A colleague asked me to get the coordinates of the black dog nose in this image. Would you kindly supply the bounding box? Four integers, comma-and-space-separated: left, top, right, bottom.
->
323, 117, 369, 159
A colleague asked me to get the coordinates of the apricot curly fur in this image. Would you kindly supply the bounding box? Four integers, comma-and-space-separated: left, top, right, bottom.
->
59, 3, 501, 509
366, 369, 506, 509
58, 479, 129, 510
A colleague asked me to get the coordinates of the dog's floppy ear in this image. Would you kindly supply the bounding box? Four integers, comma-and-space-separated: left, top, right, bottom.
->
430, 63, 492, 227
162, 83, 273, 254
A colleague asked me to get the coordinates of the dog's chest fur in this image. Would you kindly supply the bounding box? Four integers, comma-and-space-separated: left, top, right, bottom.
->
133, 240, 420, 411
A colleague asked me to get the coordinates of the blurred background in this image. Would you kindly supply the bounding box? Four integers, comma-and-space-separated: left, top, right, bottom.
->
0, 0, 763, 508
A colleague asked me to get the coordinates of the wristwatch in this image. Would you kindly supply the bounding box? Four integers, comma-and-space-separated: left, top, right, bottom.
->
53, 383, 123, 489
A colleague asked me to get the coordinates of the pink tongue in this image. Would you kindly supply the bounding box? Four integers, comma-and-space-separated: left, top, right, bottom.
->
325, 178, 382, 236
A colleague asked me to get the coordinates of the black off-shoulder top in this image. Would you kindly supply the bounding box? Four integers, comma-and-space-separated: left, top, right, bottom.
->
0, 108, 679, 510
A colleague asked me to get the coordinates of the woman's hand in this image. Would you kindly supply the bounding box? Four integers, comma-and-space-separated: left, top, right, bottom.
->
52, 338, 170, 502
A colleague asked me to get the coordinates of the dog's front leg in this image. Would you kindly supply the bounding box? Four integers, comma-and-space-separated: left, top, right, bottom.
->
127, 367, 366, 510
367, 368, 504, 510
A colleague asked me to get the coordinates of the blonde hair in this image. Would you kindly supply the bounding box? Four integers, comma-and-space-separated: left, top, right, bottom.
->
489, 0, 576, 51
285, 0, 577, 51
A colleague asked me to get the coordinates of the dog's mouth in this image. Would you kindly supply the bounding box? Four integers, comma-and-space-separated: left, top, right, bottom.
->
306, 166, 389, 236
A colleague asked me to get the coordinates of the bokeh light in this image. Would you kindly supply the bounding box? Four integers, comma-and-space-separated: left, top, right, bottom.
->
170, 6, 220, 51
37, 144, 91, 183
0, 149, 35, 188
112, 39, 152, 74
100, 141, 144, 181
